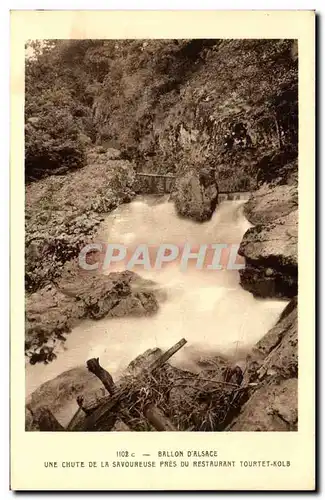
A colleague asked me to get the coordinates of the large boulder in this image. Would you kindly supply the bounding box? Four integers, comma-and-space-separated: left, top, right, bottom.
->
243, 183, 298, 225
25, 285, 85, 353
26, 269, 159, 362
228, 378, 297, 431
228, 297, 298, 431
239, 183, 298, 299
172, 166, 218, 222
26, 366, 105, 429
58, 269, 159, 320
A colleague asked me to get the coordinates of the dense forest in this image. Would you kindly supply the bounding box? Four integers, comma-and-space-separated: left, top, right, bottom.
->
26, 39, 298, 189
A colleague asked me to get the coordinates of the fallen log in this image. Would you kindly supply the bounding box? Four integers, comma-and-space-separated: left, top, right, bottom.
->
148, 338, 187, 372
81, 388, 125, 431
68, 338, 187, 431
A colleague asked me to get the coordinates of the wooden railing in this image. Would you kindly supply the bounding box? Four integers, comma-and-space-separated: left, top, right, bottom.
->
135, 173, 254, 199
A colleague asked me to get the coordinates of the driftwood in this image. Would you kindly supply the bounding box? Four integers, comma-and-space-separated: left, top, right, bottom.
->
81, 374, 178, 431
27, 337, 254, 432
30, 339, 188, 432
86, 358, 115, 395
149, 338, 187, 372
68, 338, 187, 432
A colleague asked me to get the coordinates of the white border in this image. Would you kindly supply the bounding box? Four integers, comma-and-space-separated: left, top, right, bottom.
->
2, 2, 321, 498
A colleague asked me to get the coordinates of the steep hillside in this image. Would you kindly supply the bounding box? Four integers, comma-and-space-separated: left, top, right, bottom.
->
93, 39, 298, 192
26, 39, 298, 191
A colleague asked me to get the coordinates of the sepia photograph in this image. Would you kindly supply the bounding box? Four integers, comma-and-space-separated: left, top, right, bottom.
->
24, 38, 299, 433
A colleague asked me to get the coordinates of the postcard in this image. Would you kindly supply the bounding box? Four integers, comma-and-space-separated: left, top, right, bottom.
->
10, 9, 315, 491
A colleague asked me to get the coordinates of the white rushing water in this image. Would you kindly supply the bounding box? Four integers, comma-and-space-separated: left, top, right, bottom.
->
26, 196, 288, 397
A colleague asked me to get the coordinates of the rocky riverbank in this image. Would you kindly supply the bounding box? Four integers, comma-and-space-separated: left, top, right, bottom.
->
26, 268, 159, 363
26, 146, 136, 293
228, 296, 297, 431
239, 182, 298, 299
229, 157, 298, 430
26, 293, 297, 432
25, 147, 160, 363
171, 165, 219, 222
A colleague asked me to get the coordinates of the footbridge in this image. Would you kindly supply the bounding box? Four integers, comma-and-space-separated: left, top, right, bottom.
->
135, 173, 176, 194
135, 172, 252, 201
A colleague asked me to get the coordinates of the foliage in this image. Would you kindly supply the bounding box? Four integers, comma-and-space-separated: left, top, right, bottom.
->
25, 40, 96, 180
25, 108, 86, 180
25, 39, 298, 186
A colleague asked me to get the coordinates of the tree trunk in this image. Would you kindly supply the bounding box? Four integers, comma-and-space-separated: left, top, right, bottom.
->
87, 358, 116, 395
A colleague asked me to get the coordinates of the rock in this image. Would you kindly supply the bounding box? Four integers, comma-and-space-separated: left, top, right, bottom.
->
86, 147, 122, 163
228, 378, 297, 431
26, 269, 159, 360
228, 297, 298, 431
244, 183, 298, 225
256, 150, 298, 187
78, 274, 158, 320
28, 407, 66, 431
125, 348, 162, 377
95, 146, 106, 154
25, 407, 39, 431
78, 132, 92, 145
25, 157, 136, 292
25, 287, 85, 351
108, 291, 158, 318
29, 346, 57, 365
70, 273, 131, 320
26, 366, 105, 426
106, 148, 121, 160
255, 297, 298, 379
172, 166, 218, 222
239, 183, 298, 298
58, 269, 159, 320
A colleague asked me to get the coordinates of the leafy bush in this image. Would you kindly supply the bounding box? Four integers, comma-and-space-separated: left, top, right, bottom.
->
25, 107, 86, 181
25, 41, 94, 181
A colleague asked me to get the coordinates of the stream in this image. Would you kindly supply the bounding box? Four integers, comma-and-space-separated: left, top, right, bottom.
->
26, 195, 288, 408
